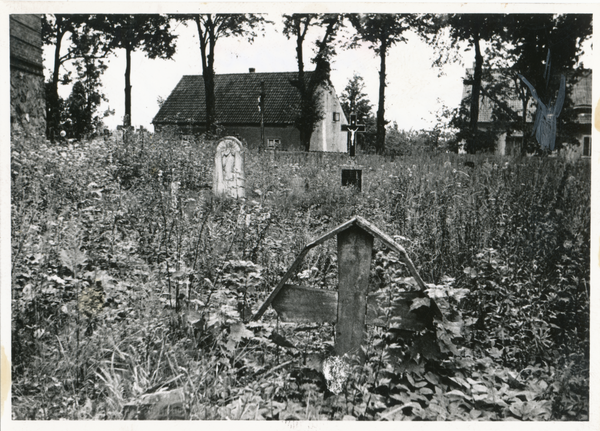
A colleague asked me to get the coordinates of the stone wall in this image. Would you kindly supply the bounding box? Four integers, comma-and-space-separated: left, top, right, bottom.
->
10, 14, 46, 140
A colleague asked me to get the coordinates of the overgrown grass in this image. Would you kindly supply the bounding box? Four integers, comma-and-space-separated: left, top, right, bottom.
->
11, 132, 590, 420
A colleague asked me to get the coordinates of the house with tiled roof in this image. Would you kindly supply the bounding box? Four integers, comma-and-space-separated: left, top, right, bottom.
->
461, 68, 591, 157
152, 69, 348, 152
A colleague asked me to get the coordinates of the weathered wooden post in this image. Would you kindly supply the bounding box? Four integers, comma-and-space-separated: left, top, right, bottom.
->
335, 225, 373, 359
253, 217, 437, 365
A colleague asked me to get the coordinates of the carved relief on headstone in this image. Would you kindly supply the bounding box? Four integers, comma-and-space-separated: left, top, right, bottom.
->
213, 136, 246, 199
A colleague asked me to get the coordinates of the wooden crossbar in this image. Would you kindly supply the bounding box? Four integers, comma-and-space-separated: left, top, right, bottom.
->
252, 216, 430, 321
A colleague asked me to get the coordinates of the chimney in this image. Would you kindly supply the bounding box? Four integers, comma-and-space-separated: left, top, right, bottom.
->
249, 68, 255, 73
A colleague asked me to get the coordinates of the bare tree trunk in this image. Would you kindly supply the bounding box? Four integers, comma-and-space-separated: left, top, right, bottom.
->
196, 15, 217, 135
203, 67, 216, 134
468, 31, 483, 154
124, 43, 132, 127
294, 19, 310, 151
375, 38, 387, 155
48, 16, 64, 141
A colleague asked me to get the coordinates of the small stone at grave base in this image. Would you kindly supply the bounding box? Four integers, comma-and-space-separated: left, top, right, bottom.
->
322, 356, 350, 394
122, 387, 186, 420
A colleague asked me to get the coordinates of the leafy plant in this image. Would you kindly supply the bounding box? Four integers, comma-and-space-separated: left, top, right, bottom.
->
11, 131, 589, 420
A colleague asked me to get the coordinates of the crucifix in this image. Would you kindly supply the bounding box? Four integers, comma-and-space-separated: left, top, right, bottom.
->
340, 112, 366, 191
341, 112, 366, 157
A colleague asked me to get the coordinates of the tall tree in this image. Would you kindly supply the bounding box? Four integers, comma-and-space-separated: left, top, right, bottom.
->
63, 55, 108, 140
283, 14, 314, 88
419, 14, 508, 153
339, 73, 376, 151
96, 14, 177, 127
176, 14, 268, 135
283, 13, 342, 151
42, 14, 105, 140
502, 14, 593, 154
348, 14, 411, 154
283, 14, 315, 150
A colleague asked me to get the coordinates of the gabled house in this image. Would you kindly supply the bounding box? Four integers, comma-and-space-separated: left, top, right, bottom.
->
460, 68, 592, 157
152, 69, 348, 152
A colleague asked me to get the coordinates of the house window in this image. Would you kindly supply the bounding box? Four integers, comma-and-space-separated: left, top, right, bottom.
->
333, 112, 341, 122
583, 136, 591, 157
267, 139, 281, 149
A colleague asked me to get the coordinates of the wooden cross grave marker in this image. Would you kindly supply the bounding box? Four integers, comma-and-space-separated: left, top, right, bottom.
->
340, 112, 366, 190
252, 216, 441, 363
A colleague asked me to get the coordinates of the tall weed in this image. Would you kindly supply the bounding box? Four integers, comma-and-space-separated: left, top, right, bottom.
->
11, 133, 589, 420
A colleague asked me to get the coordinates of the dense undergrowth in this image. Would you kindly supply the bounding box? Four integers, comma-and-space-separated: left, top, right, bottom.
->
11, 131, 590, 420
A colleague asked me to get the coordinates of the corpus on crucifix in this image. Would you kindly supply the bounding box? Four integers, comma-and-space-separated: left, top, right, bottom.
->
341, 112, 366, 157
340, 112, 366, 191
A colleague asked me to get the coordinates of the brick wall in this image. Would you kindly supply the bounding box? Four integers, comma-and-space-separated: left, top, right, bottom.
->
10, 14, 46, 139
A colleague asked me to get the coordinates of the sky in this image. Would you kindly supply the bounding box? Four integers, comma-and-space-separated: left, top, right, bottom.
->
43, 16, 468, 133
43, 14, 592, 133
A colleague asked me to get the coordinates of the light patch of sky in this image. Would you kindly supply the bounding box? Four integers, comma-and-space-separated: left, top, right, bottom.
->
43, 14, 591, 133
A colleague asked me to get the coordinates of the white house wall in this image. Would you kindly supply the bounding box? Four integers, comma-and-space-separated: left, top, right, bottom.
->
310, 85, 348, 152
558, 134, 590, 160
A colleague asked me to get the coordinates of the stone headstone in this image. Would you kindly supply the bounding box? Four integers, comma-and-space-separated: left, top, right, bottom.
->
213, 136, 246, 199
289, 175, 308, 196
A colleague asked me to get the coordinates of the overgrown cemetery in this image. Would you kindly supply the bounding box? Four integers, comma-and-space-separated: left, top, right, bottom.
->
11, 128, 590, 420
8, 12, 592, 422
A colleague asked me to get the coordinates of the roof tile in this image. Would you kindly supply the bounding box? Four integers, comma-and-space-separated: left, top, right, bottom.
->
153, 71, 314, 125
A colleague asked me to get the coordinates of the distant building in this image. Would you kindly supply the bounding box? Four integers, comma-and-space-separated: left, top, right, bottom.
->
461, 68, 591, 158
10, 14, 46, 139
152, 70, 348, 152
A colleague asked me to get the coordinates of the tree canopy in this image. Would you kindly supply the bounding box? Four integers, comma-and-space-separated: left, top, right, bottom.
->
340, 73, 376, 152
503, 14, 593, 154
175, 14, 269, 136
348, 14, 412, 154
420, 13, 592, 154
283, 13, 343, 151
95, 14, 177, 128
38, 13, 592, 153
42, 14, 108, 140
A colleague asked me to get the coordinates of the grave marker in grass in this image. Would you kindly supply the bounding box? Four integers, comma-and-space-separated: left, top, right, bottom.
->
253, 216, 441, 362
213, 136, 246, 199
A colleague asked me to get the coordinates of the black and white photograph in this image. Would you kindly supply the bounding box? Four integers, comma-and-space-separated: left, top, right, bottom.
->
2, 1, 597, 425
